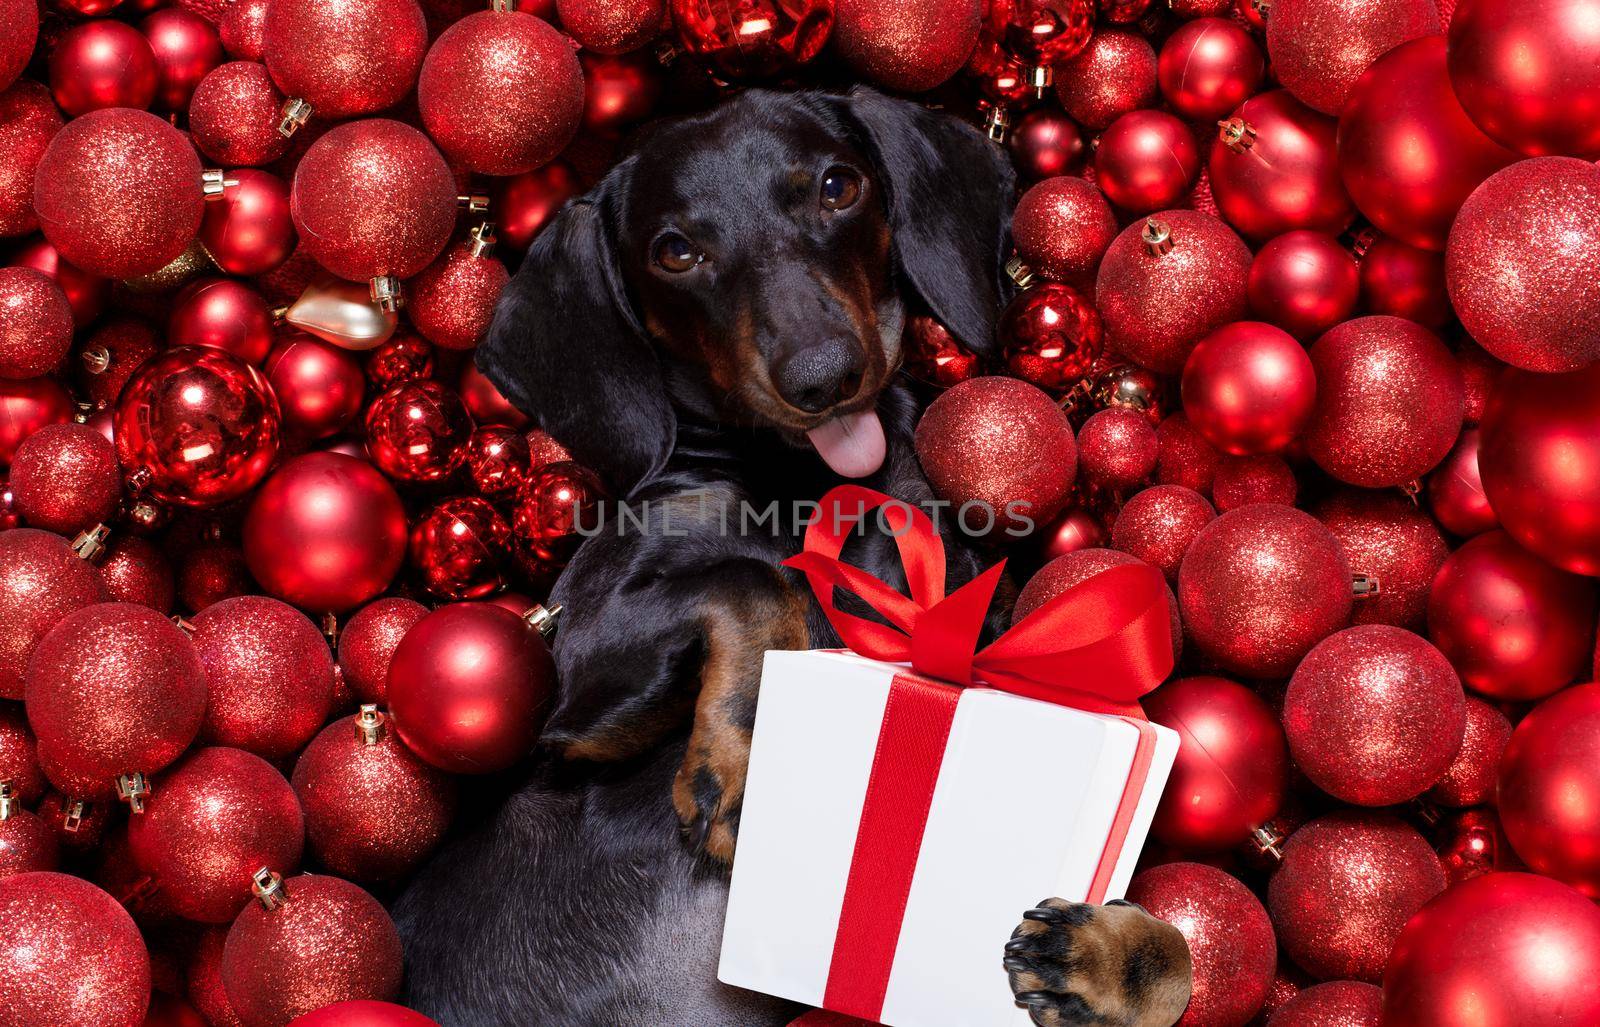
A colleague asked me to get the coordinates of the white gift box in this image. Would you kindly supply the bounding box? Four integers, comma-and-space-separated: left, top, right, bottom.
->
718, 649, 1180, 1027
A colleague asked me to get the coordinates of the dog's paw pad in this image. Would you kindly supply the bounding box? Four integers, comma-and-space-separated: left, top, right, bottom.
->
673, 750, 740, 862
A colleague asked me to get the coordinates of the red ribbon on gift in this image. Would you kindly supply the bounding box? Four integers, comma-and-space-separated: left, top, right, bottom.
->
781, 485, 1175, 1024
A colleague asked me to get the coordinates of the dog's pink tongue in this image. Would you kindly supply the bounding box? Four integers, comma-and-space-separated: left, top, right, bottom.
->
806, 409, 886, 478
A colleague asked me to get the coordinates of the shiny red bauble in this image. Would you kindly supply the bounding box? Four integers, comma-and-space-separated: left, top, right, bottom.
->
1338, 37, 1517, 252
365, 380, 472, 483
187, 61, 290, 168
365, 332, 432, 392
582, 50, 661, 136
1382, 873, 1600, 1027
33, 108, 203, 279
992, 0, 1092, 66
464, 426, 532, 500
244, 452, 407, 613
0, 872, 150, 1027
509, 460, 603, 576
263, 0, 428, 118
1268, 811, 1446, 982
494, 160, 580, 255
128, 746, 303, 923
1157, 17, 1263, 121
1181, 321, 1316, 456
1314, 488, 1448, 631
666, 0, 832, 81
1095, 111, 1200, 214
1178, 503, 1352, 678
418, 10, 584, 175
0, 81, 62, 238
0, 267, 72, 380
143, 8, 224, 110
407, 240, 510, 351
410, 496, 512, 600
1053, 29, 1157, 130
1246, 231, 1358, 341
1110, 484, 1214, 584
1265, 0, 1439, 115
0, 377, 72, 465
266, 333, 367, 440
170, 278, 275, 365
0, 530, 107, 700
998, 282, 1103, 393
1005, 109, 1086, 181
290, 1001, 442, 1027
1011, 176, 1117, 285
1304, 316, 1462, 488
49, 20, 159, 116
1427, 531, 1598, 700
1497, 683, 1600, 896
1209, 90, 1354, 242
904, 315, 981, 389
9, 423, 121, 535
1478, 362, 1600, 573
387, 603, 556, 773
460, 363, 529, 430
1429, 697, 1512, 807
1358, 234, 1449, 328
1146, 676, 1286, 851
1427, 429, 1497, 538
1285, 625, 1466, 805
200, 169, 295, 276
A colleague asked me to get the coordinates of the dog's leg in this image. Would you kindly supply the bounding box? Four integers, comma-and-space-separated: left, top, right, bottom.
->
1004, 898, 1192, 1027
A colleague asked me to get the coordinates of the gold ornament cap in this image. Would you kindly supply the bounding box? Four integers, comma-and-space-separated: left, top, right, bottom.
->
521, 602, 563, 639
278, 97, 312, 138
116, 772, 150, 814
354, 705, 387, 746
1217, 117, 1258, 154
1141, 218, 1175, 257
252, 867, 289, 910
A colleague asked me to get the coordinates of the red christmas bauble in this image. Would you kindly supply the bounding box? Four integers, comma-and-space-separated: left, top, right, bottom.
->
221, 0, 271, 58
1127, 862, 1276, 1027
1158, 17, 1264, 121
365, 380, 472, 483
407, 241, 510, 351
290, 119, 457, 283
494, 160, 581, 255
1096, 210, 1251, 374
1181, 321, 1316, 456
1267, 980, 1380, 1027
998, 282, 1102, 393
365, 332, 432, 392
0, 801, 58, 878
33, 108, 203, 279
1426, 428, 1497, 538
178, 542, 252, 613
992, 0, 1092, 65
170, 278, 275, 365
78, 317, 160, 412
0, 705, 45, 804
1095, 110, 1200, 215
128, 746, 304, 923
914, 377, 1076, 535
418, 11, 584, 175
266, 333, 366, 440
187, 927, 245, 1027
387, 603, 556, 773
1146, 675, 1286, 851
1265, 0, 1439, 115
8, 238, 108, 327
9, 423, 121, 534
223, 874, 403, 1025
1053, 29, 1157, 130
144, 8, 224, 110
1313, 488, 1448, 630
0, 0, 36, 92
98, 535, 175, 613
200, 169, 295, 276
0, 376, 73, 465
0, 530, 107, 700
672, 0, 835, 80
1497, 683, 1600, 896
410, 495, 512, 600
1211, 453, 1297, 512
1005, 110, 1084, 182
290, 1001, 441, 1027
1110, 484, 1214, 583
0, 872, 150, 1027
292, 708, 457, 882
1247, 231, 1359, 341
1453, 341, 1502, 427
1034, 506, 1105, 558
188, 61, 290, 168
25, 602, 207, 788
1011, 176, 1117, 285
581, 50, 664, 136
1382, 873, 1600, 1027
49, 20, 159, 116
1435, 807, 1517, 887
263, 0, 427, 117
243, 452, 408, 613
1338, 37, 1517, 253
0, 82, 62, 239
337, 597, 427, 705
903, 315, 981, 389
1427, 531, 1597, 700
1178, 503, 1352, 678
464, 426, 532, 499
462, 362, 532, 431
509, 460, 603, 577
1014, 548, 1181, 663
1427, 696, 1511, 808
1358, 234, 1449, 328
832, 0, 975, 92
1077, 407, 1158, 491
0, 267, 72, 381
1209, 90, 1354, 242
1155, 412, 1219, 495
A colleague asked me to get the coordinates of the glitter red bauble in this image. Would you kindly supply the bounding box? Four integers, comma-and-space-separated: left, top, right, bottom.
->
1178, 503, 1352, 678
1014, 548, 1182, 663
1382, 873, 1600, 1027
1095, 110, 1200, 214
187, 927, 245, 1027
9, 423, 121, 534
144, 8, 225, 110
8, 238, 108, 328
1313, 488, 1448, 630
1053, 29, 1156, 130
1497, 683, 1600, 896
291, 1001, 442, 1027
557, 0, 664, 54
1127, 862, 1276, 1027
0, 82, 62, 238
0, 376, 73, 466
49, 20, 159, 116
33, 108, 203, 279
903, 315, 980, 389
407, 242, 510, 351
418, 11, 584, 176
1247, 231, 1358, 341
263, 0, 427, 118
337, 597, 427, 705
1426, 696, 1511, 808
1284, 625, 1466, 805
0, 803, 58, 878
99, 536, 175, 613
410, 496, 512, 600
1006, 109, 1086, 182
178, 542, 252, 613
1303, 316, 1462, 488
1426, 430, 1496, 537
25, 602, 207, 788
1077, 407, 1158, 491
170, 278, 276, 365
200, 169, 295, 276
1146, 675, 1287, 852
0, 0, 35, 92
1208, 90, 1354, 242
914, 377, 1076, 536
0, 872, 150, 1027
1337, 37, 1518, 253
1453, 341, 1502, 426
1096, 210, 1251, 374
1264, 0, 1439, 115
265, 333, 366, 440
188, 62, 290, 168
1157, 17, 1264, 121
1269, 811, 1445, 982
1428, 531, 1597, 700
1357, 234, 1449, 328
243, 452, 408, 613
223, 874, 403, 1025
292, 709, 457, 882
0, 267, 72, 380
671, 0, 835, 80
290, 119, 457, 283
128, 746, 304, 923
1156, 412, 1219, 495
998, 282, 1102, 393
1011, 176, 1117, 285
0, 705, 45, 804
1111, 484, 1213, 584
494, 160, 580, 255
1211, 453, 1297, 512
0, 530, 107, 700
221, 0, 270, 58
365, 380, 472, 483
1181, 321, 1315, 456
1266, 981, 1381, 1027
832, 0, 976, 92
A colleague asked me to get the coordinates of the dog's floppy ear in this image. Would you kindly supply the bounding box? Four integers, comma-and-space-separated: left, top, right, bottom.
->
832, 88, 1016, 356
475, 166, 674, 497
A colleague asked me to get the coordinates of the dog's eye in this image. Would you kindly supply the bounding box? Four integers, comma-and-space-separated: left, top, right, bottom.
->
653, 233, 701, 273
820, 167, 862, 211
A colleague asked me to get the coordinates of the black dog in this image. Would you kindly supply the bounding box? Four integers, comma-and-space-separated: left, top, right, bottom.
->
394, 88, 1191, 1027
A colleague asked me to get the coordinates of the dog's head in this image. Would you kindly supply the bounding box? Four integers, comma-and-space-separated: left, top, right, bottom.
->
478, 88, 1015, 495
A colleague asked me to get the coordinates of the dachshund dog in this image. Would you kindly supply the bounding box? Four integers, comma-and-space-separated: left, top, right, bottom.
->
393, 88, 1192, 1027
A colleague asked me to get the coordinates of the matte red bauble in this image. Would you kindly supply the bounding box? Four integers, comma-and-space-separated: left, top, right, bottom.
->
387, 603, 556, 773
1096, 211, 1251, 374
1095, 111, 1200, 214
1497, 683, 1600, 896
418, 10, 584, 176
1268, 811, 1446, 982
1428, 696, 1511, 808
1358, 235, 1449, 328
170, 278, 275, 365
1337, 37, 1517, 252
1426, 429, 1497, 538
337, 597, 427, 704
1266, 981, 1381, 1027
244, 452, 408, 613
365, 379, 472, 483
291, 1001, 442, 1027
0, 267, 72, 380
1264, 0, 1439, 115
265, 333, 366, 439
1011, 176, 1117, 285
49, 20, 159, 116
1285, 625, 1466, 805
292, 708, 457, 882
581, 51, 664, 136
0, 705, 45, 804
1178, 503, 1351, 678
1181, 321, 1316, 455
0, 82, 62, 238
128, 746, 303, 923
1006, 109, 1086, 181
1126, 862, 1276, 1027
1146, 675, 1286, 851
0, 872, 150, 1027
0, 530, 107, 700
903, 315, 980, 389
557, 0, 664, 53
290, 119, 457, 283
1110, 484, 1213, 584
187, 61, 290, 168
223, 874, 403, 1025
1247, 231, 1358, 341
9, 423, 121, 534
98, 536, 175, 613
1382, 873, 1600, 1027
0, 377, 73, 466
1312, 488, 1448, 630
407, 239, 510, 351
263, 0, 427, 118
1427, 531, 1597, 700
200, 169, 294, 276
410, 496, 512, 600
1208, 90, 1354, 242
0, 0, 36, 92
495, 160, 580, 254
33, 108, 203, 279
25, 602, 206, 788
998, 282, 1102, 393
1077, 407, 1157, 491
1053, 29, 1157, 130
144, 8, 224, 110
1157, 17, 1264, 121
677, 0, 838, 82
8, 238, 108, 327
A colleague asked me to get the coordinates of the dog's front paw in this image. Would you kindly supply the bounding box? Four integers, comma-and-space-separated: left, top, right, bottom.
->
1005, 898, 1192, 1027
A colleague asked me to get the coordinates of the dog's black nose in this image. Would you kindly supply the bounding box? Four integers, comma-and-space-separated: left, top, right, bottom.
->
772, 338, 866, 413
